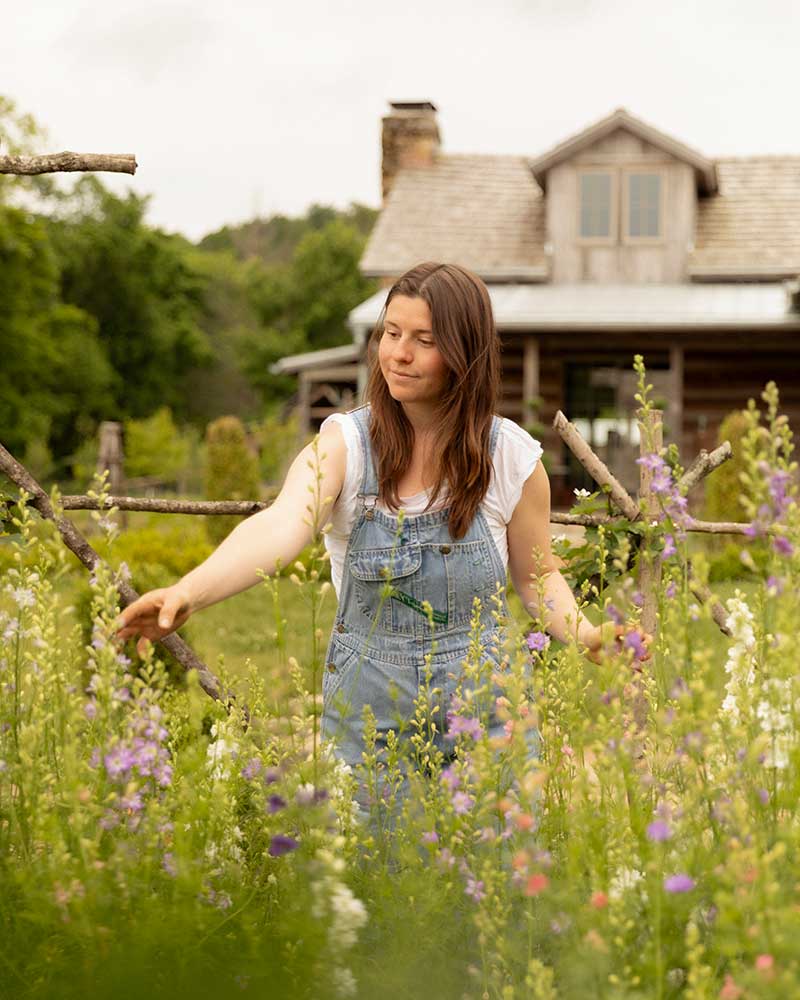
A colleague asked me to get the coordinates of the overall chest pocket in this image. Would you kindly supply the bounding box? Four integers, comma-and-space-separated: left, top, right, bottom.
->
348, 544, 422, 635
438, 538, 504, 627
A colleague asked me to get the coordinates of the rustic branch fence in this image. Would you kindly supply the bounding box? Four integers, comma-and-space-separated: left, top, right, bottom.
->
1, 402, 774, 716
0, 148, 772, 712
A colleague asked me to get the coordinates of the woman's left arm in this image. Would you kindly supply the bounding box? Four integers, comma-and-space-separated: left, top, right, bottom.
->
507, 462, 602, 656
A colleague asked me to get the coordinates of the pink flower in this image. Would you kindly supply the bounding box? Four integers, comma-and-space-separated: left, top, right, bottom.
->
451, 791, 474, 815
646, 819, 672, 842
664, 873, 695, 893
526, 631, 550, 653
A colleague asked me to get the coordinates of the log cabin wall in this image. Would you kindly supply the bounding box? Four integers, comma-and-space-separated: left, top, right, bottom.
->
498, 330, 800, 509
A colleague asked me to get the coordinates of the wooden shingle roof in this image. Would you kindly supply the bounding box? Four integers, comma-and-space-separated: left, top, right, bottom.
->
362, 143, 800, 282
360, 154, 548, 281
690, 157, 800, 279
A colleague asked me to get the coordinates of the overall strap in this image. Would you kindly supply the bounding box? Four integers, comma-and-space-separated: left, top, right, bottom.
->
349, 405, 379, 516
489, 414, 502, 458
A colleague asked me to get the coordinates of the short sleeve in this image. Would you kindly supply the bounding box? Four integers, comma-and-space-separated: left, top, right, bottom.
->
487, 418, 544, 524
319, 412, 362, 527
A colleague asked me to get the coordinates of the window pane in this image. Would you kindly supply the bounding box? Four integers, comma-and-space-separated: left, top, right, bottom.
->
580, 173, 611, 237
628, 173, 660, 237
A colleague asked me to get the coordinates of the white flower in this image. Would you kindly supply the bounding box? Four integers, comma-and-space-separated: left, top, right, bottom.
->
331, 966, 357, 998
608, 867, 644, 901
329, 884, 368, 949
573, 488, 591, 499
206, 737, 236, 781
5, 586, 35, 609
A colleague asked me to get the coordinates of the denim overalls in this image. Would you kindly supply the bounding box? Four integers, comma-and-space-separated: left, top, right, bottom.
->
321, 405, 535, 807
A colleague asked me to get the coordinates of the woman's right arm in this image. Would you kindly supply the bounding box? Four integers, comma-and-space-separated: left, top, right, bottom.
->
114, 423, 347, 652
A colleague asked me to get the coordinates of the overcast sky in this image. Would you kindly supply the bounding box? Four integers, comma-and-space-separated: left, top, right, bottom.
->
6, 0, 799, 241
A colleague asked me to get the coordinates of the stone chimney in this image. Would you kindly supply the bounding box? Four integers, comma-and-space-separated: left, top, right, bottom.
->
381, 101, 441, 202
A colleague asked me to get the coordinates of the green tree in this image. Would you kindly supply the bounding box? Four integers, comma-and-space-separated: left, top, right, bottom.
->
0, 204, 114, 466
48, 177, 214, 423
236, 218, 377, 402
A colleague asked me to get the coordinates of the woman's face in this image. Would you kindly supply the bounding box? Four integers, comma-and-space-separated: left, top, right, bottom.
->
378, 295, 449, 406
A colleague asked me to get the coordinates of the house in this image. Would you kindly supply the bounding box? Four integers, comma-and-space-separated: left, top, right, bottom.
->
274, 102, 800, 507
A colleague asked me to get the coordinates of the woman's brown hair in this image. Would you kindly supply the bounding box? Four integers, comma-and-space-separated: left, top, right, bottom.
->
365, 262, 501, 539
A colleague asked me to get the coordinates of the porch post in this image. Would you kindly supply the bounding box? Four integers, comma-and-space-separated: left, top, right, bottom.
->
669, 343, 684, 457
522, 337, 540, 422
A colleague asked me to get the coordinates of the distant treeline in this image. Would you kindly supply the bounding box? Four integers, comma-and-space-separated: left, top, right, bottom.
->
0, 96, 378, 485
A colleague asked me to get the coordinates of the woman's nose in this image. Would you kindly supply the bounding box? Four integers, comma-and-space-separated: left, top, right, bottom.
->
393, 337, 413, 362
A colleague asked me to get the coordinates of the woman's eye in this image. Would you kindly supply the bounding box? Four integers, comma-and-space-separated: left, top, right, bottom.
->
418, 340, 434, 348
384, 329, 399, 338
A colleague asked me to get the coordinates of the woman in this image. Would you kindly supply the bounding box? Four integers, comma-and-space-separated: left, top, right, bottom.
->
115, 262, 631, 801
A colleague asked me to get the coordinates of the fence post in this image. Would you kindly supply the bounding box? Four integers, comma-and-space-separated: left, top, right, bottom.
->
637, 408, 663, 639
97, 421, 127, 529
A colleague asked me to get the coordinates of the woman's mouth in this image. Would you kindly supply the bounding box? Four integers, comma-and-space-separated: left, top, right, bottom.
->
390, 370, 418, 380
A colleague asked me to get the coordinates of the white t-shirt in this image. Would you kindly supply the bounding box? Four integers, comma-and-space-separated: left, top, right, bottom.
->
320, 412, 543, 597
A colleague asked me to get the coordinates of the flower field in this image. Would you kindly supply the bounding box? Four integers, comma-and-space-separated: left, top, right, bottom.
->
1, 385, 798, 999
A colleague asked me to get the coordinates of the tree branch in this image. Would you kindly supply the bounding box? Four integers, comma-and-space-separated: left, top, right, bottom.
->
678, 442, 732, 495
0, 152, 137, 175
0, 442, 229, 706
553, 410, 640, 520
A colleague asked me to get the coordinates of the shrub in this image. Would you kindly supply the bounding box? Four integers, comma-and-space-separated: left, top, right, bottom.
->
204, 416, 260, 546
704, 409, 750, 522
123, 406, 195, 484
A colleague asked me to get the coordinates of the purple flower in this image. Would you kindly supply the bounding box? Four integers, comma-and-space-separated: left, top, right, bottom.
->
84, 700, 97, 721
664, 874, 695, 893
606, 604, 624, 626
660, 534, 677, 561
631, 591, 644, 608
445, 714, 484, 741
646, 819, 672, 842
162, 852, 177, 877
267, 794, 287, 814
241, 758, 262, 781
437, 848, 456, 869
104, 745, 137, 780
772, 535, 794, 557
665, 581, 677, 599
120, 791, 144, 814
268, 835, 299, 857
637, 453, 666, 472
623, 630, 647, 661
766, 575, 784, 595
451, 791, 474, 815
526, 630, 551, 653
464, 877, 485, 902
421, 830, 439, 845
441, 765, 460, 791
758, 788, 770, 805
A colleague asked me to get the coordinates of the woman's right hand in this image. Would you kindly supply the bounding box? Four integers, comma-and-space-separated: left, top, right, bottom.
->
114, 585, 194, 659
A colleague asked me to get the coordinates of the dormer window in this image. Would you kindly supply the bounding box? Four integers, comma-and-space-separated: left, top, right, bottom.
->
625, 171, 663, 240
577, 167, 666, 245
578, 171, 616, 242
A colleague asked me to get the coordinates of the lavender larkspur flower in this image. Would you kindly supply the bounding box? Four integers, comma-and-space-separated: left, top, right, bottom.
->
421, 830, 439, 845
445, 713, 483, 741
464, 877, 486, 902
268, 835, 299, 857
661, 534, 677, 561
646, 819, 672, 842
623, 630, 648, 661
664, 873, 695, 893
526, 630, 551, 653
772, 535, 794, 557
606, 603, 624, 626
267, 794, 287, 814
241, 758, 262, 781
451, 791, 474, 815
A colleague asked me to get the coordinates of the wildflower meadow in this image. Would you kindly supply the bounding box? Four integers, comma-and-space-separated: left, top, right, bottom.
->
1, 377, 799, 999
